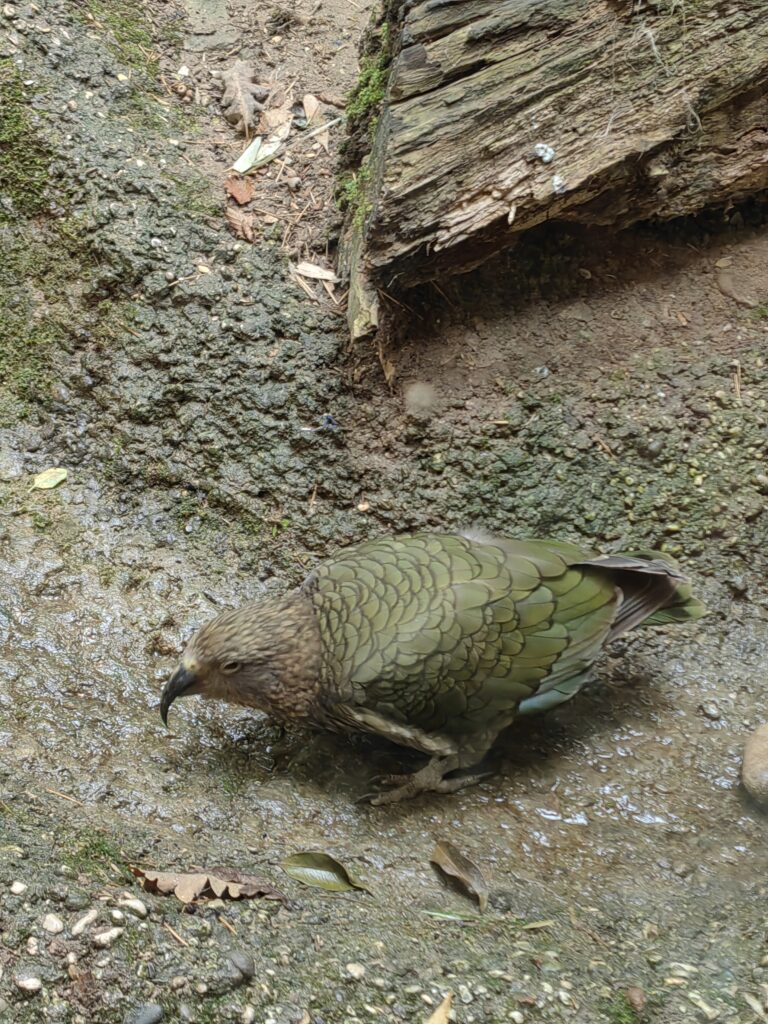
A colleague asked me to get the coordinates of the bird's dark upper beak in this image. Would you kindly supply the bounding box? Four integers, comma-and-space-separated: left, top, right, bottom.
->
160, 664, 200, 726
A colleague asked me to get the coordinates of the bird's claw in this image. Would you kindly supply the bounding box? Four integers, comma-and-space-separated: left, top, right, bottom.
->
359, 762, 491, 805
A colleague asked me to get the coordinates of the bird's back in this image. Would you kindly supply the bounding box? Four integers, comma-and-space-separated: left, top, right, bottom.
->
305, 531, 696, 738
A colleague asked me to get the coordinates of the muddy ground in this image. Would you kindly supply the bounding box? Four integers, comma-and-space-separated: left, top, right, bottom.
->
1, 1, 768, 1023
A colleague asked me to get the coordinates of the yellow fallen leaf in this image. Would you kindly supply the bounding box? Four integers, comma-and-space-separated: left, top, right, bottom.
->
426, 992, 454, 1024
32, 467, 68, 490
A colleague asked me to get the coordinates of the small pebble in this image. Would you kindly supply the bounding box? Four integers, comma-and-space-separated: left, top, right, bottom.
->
110, 909, 125, 924
42, 913, 65, 934
65, 892, 89, 911
92, 926, 124, 948
509, 1013, 524, 1023
241, 1008, 256, 1024
699, 701, 721, 721
346, 962, 366, 980
743, 723, 768, 804
458, 984, 474, 1004
124, 1004, 164, 1024
10, 880, 28, 895
15, 975, 42, 995
71, 907, 99, 936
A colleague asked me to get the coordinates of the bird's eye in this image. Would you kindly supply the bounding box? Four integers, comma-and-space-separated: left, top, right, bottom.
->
222, 660, 242, 675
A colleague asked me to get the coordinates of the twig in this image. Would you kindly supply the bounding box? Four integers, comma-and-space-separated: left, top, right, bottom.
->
44, 788, 85, 807
593, 435, 616, 459
218, 915, 237, 936
163, 923, 189, 947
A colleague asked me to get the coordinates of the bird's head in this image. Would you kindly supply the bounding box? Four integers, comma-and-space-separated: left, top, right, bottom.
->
160, 594, 321, 726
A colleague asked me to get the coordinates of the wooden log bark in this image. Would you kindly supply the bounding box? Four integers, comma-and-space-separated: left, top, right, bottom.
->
342, 0, 768, 337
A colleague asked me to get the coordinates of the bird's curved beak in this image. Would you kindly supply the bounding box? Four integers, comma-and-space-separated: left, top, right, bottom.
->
160, 662, 201, 726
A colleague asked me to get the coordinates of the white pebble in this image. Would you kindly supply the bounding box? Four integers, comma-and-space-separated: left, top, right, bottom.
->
458, 984, 474, 1004
10, 881, 27, 895
743, 723, 768, 804
509, 1013, 524, 1023
42, 913, 64, 934
109, 909, 125, 924
346, 962, 366, 980
15, 975, 42, 994
91, 927, 124, 948
27, 937, 39, 955
242, 1008, 256, 1024
71, 908, 99, 936
118, 898, 148, 919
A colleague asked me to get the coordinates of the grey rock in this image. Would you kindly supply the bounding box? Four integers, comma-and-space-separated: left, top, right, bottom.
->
228, 950, 255, 980
124, 1004, 163, 1024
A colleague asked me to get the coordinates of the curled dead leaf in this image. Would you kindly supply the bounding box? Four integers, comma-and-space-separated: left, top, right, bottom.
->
220, 61, 269, 136
225, 207, 257, 243
261, 85, 294, 134
225, 174, 255, 206
430, 840, 488, 913
131, 866, 288, 905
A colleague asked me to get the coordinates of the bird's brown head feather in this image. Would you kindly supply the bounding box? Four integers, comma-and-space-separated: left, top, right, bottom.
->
161, 593, 322, 726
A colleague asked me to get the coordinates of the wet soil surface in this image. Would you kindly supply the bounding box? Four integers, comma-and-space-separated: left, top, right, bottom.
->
1, 2, 768, 1023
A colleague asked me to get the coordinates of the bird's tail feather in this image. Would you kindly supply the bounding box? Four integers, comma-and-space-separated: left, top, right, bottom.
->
578, 549, 707, 642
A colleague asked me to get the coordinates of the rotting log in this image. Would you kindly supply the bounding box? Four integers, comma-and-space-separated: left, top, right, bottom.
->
340, 0, 768, 338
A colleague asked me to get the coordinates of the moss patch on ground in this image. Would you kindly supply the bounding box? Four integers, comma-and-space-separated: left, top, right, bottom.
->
79, 0, 160, 81
0, 60, 52, 221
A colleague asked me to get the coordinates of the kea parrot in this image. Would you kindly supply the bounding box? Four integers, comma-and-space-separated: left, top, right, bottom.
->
161, 531, 705, 803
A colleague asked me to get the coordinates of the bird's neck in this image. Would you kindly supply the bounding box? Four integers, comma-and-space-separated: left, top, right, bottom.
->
259, 591, 324, 722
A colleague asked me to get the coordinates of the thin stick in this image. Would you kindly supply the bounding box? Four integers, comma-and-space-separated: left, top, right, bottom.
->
163, 923, 189, 947
44, 788, 85, 807
218, 915, 237, 936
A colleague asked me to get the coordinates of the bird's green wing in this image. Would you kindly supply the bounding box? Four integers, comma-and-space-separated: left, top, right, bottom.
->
309, 533, 618, 738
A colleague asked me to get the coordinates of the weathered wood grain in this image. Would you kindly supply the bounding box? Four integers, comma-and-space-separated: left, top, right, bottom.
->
343, 0, 768, 335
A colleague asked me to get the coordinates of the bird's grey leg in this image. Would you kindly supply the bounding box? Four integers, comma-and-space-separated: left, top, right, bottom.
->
365, 748, 493, 805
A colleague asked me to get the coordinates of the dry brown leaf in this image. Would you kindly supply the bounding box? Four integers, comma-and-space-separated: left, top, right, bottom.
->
316, 128, 330, 153
426, 992, 454, 1024
225, 207, 257, 243
220, 61, 269, 136
131, 866, 287, 905
261, 85, 294, 133
225, 173, 255, 206
430, 840, 489, 913
317, 91, 346, 108
303, 93, 320, 123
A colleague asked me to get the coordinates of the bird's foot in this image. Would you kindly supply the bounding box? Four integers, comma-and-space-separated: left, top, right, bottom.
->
362, 757, 489, 805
